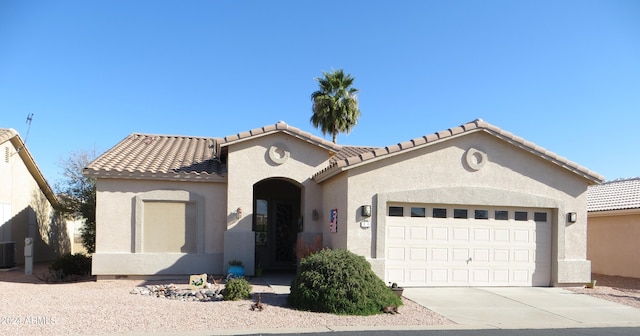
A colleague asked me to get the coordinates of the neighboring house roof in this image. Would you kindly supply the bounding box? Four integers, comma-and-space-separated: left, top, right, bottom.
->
0, 128, 59, 208
313, 119, 605, 184
84, 133, 225, 181
588, 177, 640, 212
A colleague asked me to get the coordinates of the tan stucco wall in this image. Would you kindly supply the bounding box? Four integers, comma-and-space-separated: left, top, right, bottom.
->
224, 133, 331, 273
332, 131, 591, 285
93, 179, 226, 275
0, 140, 65, 264
320, 173, 348, 250
588, 211, 640, 278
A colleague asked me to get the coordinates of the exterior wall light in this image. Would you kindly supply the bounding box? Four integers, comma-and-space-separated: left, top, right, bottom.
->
567, 212, 577, 223
236, 207, 243, 219
361, 205, 372, 217
312, 209, 319, 221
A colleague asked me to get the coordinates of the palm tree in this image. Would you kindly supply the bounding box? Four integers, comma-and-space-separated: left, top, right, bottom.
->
310, 69, 361, 143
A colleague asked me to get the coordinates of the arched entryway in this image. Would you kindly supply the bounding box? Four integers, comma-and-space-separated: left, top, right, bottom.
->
253, 178, 301, 271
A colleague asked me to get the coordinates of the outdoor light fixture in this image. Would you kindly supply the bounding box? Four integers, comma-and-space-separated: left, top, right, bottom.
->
567, 212, 577, 223
236, 207, 243, 219
361, 205, 372, 217
312, 209, 319, 221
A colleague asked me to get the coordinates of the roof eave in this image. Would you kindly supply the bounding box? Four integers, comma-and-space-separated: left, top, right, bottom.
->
588, 208, 640, 217
83, 169, 227, 183
7, 133, 60, 208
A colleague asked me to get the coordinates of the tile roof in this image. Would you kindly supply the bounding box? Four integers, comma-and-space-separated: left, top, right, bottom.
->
217, 121, 342, 153
333, 145, 380, 162
588, 177, 640, 212
313, 119, 605, 184
84, 133, 224, 181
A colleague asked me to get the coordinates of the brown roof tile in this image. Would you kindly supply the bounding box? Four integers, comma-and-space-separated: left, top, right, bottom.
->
84, 133, 224, 180
588, 177, 640, 212
313, 119, 604, 184
218, 121, 342, 153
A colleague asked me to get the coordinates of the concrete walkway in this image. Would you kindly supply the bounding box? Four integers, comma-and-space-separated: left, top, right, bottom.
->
259, 274, 640, 329
403, 287, 640, 329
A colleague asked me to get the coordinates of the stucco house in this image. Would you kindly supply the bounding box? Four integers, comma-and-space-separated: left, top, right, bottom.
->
85, 119, 603, 286
587, 177, 640, 279
0, 128, 71, 267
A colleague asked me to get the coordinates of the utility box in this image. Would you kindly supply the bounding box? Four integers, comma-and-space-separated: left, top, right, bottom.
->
24, 238, 34, 275
24, 238, 33, 257
0, 241, 16, 268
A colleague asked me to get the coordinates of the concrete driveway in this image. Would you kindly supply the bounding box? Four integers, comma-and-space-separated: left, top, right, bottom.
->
403, 287, 640, 329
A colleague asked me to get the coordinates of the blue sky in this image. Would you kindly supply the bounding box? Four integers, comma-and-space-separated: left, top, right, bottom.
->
1, 0, 639, 187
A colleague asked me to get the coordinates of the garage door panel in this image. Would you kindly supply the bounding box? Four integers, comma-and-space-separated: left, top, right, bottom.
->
409, 269, 427, 282
453, 228, 470, 241
473, 228, 490, 241
494, 229, 510, 242
473, 249, 490, 262
513, 229, 531, 242
387, 269, 405, 283
431, 248, 448, 261
452, 269, 469, 282
385, 206, 551, 287
493, 269, 510, 282
473, 269, 490, 282
432, 227, 448, 240
387, 247, 405, 261
513, 270, 530, 283
513, 249, 530, 262
388, 226, 405, 239
452, 248, 470, 261
410, 227, 427, 240
494, 249, 510, 262
430, 269, 448, 282
409, 248, 427, 261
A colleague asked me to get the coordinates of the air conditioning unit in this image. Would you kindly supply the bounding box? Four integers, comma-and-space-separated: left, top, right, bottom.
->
0, 241, 16, 268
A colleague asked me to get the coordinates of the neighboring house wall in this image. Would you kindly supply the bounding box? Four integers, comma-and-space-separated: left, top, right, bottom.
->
332, 132, 591, 284
588, 211, 640, 278
0, 129, 68, 265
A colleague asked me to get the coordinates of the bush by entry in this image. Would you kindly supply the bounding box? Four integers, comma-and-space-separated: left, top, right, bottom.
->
288, 248, 402, 315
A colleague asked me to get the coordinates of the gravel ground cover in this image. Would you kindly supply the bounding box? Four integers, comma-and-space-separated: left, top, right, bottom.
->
0, 264, 451, 335
3, 264, 640, 336
566, 273, 640, 309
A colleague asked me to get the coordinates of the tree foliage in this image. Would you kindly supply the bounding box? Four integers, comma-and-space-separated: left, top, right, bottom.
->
56, 150, 96, 254
310, 69, 361, 143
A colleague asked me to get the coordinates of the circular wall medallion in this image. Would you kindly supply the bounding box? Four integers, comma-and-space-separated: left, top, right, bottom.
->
268, 144, 290, 165
465, 147, 487, 171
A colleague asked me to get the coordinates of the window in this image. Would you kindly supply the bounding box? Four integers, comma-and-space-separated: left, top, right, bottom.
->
534, 212, 547, 222
254, 199, 268, 232
433, 208, 447, 218
388, 206, 404, 217
143, 201, 196, 253
454, 209, 468, 219
474, 210, 489, 220
495, 210, 508, 220
515, 211, 528, 221
411, 207, 426, 217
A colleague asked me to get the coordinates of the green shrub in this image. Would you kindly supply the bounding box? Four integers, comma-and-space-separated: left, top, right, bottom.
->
223, 277, 252, 301
288, 248, 402, 315
48, 253, 92, 278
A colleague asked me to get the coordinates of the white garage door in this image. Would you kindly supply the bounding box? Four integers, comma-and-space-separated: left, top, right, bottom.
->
385, 205, 551, 287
